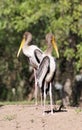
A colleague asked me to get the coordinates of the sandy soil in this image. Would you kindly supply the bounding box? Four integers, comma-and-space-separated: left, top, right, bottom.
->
0, 104, 82, 130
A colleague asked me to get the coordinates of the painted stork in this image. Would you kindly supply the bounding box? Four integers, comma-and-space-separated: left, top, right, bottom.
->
36, 33, 59, 115
17, 32, 43, 105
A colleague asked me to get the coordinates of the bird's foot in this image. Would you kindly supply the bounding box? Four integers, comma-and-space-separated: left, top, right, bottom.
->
35, 100, 38, 106
51, 110, 54, 115
42, 112, 46, 116
35, 103, 38, 106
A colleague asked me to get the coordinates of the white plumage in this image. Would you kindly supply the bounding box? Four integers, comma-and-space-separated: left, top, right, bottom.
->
23, 45, 42, 68
36, 33, 59, 115
17, 32, 43, 105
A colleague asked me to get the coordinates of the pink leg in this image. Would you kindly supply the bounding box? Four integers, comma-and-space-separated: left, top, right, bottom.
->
34, 69, 38, 105
49, 83, 53, 114
43, 82, 46, 115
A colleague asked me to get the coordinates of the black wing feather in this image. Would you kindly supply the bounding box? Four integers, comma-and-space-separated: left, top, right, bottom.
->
36, 56, 50, 88
34, 49, 43, 64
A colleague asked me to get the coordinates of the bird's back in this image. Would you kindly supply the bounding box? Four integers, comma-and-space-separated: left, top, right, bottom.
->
23, 45, 43, 69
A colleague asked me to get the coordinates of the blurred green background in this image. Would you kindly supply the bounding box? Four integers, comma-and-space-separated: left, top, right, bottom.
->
0, 0, 82, 102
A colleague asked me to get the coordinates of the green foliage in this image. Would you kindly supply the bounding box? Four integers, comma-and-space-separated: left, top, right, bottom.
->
64, 48, 75, 61
4, 114, 16, 121
0, 0, 82, 101
75, 43, 82, 71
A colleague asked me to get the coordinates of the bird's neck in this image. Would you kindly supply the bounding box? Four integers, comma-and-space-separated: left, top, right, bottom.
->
44, 45, 53, 55
24, 41, 28, 47
22, 40, 29, 53
24, 36, 32, 48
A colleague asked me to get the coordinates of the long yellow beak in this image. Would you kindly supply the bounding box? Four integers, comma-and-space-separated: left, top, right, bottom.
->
17, 38, 25, 57
51, 36, 59, 58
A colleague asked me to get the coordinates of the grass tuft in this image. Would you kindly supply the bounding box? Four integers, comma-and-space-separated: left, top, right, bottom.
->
4, 114, 16, 121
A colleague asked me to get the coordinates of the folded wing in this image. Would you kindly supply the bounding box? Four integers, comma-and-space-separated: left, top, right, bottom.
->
36, 56, 50, 88
34, 49, 43, 64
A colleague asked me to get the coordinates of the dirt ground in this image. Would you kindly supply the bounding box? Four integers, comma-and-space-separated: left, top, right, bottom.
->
0, 104, 82, 130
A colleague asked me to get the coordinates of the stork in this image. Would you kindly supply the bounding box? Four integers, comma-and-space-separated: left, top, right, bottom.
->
36, 33, 59, 115
17, 32, 43, 105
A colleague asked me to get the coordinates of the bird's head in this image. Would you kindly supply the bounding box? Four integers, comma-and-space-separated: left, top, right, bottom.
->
46, 33, 59, 58
17, 32, 32, 57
